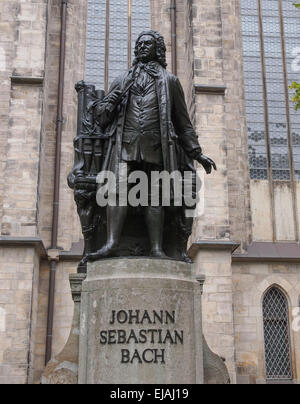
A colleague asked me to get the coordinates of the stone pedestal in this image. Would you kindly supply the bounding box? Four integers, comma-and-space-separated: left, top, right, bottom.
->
41, 257, 230, 384
78, 258, 204, 384
41, 273, 86, 384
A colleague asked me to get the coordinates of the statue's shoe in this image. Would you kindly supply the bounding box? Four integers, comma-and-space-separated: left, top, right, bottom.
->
182, 252, 193, 264
79, 256, 88, 266
150, 249, 168, 259
86, 244, 118, 261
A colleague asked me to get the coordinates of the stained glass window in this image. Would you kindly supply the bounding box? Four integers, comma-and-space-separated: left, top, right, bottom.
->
282, 0, 300, 180
241, 0, 268, 180
86, 0, 106, 90
86, 0, 151, 91
241, 0, 300, 181
109, 0, 128, 87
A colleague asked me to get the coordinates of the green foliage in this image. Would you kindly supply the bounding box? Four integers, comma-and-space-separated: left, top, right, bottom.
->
290, 82, 300, 111
290, 4, 300, 110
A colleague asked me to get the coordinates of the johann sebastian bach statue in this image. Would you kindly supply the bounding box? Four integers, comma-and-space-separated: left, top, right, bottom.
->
68, 30, 216, 272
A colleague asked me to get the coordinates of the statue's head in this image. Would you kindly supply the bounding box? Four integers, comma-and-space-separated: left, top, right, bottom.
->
133, 30, 167, 68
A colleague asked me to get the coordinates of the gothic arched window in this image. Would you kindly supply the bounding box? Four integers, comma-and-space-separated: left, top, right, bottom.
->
263, 286, 293, 381
85, 0, 151, 92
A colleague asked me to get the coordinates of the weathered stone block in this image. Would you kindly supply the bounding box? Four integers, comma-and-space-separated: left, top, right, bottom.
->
78, 258, 204, 384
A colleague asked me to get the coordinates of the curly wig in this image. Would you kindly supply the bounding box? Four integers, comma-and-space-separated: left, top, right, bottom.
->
133, 30, 167, 68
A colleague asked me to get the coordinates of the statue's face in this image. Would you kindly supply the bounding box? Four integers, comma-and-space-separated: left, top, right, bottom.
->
137, 35, 156, 62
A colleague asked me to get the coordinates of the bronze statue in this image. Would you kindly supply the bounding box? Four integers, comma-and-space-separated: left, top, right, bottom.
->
68, 30, 216, 272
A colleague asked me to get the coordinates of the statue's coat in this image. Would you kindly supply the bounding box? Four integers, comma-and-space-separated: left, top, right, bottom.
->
96, 64, 202, 186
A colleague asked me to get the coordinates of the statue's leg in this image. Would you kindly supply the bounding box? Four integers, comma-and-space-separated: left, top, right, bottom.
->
83, 226, 95, 254
87, 206, 128, 260
144, 206, 168, 258
106, 205, 128, 248
79, 227, 95, 267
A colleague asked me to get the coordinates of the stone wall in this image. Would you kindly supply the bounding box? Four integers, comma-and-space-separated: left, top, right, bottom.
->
32, 260, 76, 382
174, 0, 195, 117
2, 83, 43, 238
0, 0, 47, 384
233, 262, 300, 384
32, 0, 88, 381
150, 0, 172, 69
0, 1, 16, 230
221, 0, 252, 249
191, 0, 251, 246
190, 0, 236, 383
191, 0, 230, 242
0, 1, 47, 238
194, 246, 236, 383
251, 180, 300, 243
0, 246, 40, 384
0, 0, 87, 384
37, 0, 87, 251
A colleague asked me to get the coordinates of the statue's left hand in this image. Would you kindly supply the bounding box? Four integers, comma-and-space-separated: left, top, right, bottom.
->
197, 154, 217, 174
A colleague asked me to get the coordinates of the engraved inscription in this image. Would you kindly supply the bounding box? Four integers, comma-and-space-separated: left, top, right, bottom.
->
99, 310, 183, 364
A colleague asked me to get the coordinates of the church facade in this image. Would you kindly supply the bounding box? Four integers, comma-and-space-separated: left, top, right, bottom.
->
0, 0, 299, 384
